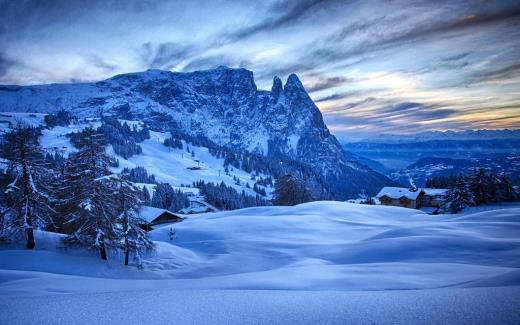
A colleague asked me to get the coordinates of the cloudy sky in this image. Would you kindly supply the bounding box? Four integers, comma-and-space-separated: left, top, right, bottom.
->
1, 0, 519, 140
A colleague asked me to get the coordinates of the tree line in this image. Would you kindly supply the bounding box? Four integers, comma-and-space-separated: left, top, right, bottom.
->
442, 169, 517, 213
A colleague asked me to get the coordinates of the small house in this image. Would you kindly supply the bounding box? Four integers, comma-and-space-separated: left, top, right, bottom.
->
376, 187, 449, 209
139, 206, 184, 231
376, 187, 423, 209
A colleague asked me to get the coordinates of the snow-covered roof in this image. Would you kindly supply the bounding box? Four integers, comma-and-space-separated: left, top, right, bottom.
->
139, 206, 176, 223
377, 187, 450, 200
421, 188, 449, 196
376, 187, 422, 200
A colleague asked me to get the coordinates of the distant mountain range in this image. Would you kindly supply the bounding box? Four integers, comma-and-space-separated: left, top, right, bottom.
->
353, 129, 520, 144
344, 137, 520, 170
0, 67, 395, 198
391, 156, 520, 188
343, 131, 520, 187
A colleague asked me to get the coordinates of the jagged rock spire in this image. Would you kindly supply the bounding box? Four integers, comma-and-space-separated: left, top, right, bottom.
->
284, 73, 305, 91
271, 76, 283, 101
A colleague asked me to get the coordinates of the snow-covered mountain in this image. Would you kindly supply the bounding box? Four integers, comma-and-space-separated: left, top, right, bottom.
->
0, 67, 394, 197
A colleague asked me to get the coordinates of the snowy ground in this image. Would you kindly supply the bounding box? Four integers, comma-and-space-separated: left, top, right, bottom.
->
1, 202, 519, 323
1, 287, 518, 325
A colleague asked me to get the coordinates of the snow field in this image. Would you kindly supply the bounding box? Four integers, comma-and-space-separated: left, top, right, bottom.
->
1, 202, 519, 293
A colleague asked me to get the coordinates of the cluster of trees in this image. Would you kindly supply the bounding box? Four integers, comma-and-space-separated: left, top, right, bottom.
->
194, 180, 269, 210
273, 173, 314, 206
425, 175, 458, 189
96, 117, 150, 159
122, 166, 156, 184
163, 136, 183, 149
44, 110, 74, 128
120, 167, 189, 212
252, 183, 267, 196
150, 183, 190, 212
443, 169, 517, 213
0, 125, 154, 265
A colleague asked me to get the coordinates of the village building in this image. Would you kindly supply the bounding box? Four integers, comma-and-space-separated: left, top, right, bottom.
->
376, 187, 449, 209
139, 206, 184, 231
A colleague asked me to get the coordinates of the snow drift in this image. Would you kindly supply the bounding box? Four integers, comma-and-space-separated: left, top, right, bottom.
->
1, 202, 519, 294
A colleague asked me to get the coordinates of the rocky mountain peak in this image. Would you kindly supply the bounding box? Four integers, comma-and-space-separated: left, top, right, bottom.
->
284, 73, 305, 92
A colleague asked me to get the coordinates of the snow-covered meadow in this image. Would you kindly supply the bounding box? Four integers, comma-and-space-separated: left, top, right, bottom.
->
1, 202, 519, 323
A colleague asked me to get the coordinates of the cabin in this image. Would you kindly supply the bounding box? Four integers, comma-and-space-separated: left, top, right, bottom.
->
139, 206, 184, 231
376, 187, 449, 209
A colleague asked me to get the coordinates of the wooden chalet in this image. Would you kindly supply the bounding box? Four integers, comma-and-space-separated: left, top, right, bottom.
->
139, 206, 184, 231
376, 187, 449, 209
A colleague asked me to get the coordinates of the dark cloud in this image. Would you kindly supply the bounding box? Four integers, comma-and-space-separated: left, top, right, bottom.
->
224, 0, 334, 42
367, 102, 457, 121
327, 15, 388, 43
442, 52, 472, 62
139, 42, 194, 70
300, 4, 520, 70
471, 62, 520, 83
315, 92, 359, 103
85, 54, 116, 73
306, 76, 351, 92
325, 97, 377, 113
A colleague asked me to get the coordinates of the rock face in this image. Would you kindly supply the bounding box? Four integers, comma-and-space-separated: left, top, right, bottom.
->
0, 66, 395, 197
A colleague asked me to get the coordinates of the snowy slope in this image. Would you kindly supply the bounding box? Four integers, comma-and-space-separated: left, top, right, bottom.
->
110, 130, 271, 197
33, 117, 272, 198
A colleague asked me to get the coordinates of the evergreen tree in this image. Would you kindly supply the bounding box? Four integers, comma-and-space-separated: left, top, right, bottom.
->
151, 183, 189, 212
495, 172, 516, 202
444, 175, 475, 213
141, 186, 151, 205
0, 124, 55, 248
273, 173, 314, 206
61, 128, 118, 260
468, 169, 490, 205
116, 176, 154, 266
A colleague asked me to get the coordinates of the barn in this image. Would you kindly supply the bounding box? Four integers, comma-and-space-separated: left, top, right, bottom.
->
139, 206, 184, 231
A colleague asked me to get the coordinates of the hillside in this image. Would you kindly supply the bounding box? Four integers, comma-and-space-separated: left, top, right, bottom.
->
0, 67, 394, 198
0, 113, 273, 207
